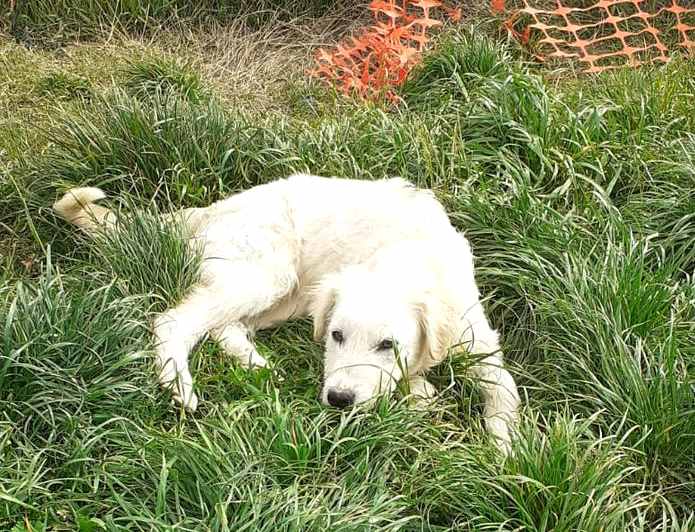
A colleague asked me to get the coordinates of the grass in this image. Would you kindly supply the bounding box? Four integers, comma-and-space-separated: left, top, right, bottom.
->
4, 0, 352, 45
121, 56, 208, 104
1, 7, 694, 531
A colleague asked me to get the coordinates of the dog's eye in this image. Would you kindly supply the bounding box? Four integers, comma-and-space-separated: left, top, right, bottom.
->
377, 339, 394, 351
331, 330, 344, 344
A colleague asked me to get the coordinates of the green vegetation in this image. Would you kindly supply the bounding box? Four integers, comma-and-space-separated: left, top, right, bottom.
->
4, 0, 348, 44
0, 6, 693, 530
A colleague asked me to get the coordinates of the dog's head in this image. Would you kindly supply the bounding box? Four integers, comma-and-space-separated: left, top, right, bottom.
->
310, 266, 454, 408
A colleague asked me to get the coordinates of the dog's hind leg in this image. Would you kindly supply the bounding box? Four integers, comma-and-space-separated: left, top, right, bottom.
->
210, 322, 267, 369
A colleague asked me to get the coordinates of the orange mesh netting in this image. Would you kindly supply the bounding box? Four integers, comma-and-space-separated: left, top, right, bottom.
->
493, 0, 695, 72
311, 1, 461, 100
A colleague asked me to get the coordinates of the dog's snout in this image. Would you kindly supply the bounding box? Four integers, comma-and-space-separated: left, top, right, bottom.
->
327, 389, 355, 408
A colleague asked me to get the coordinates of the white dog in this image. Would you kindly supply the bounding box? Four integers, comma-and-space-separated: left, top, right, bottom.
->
54, 174, 520, 451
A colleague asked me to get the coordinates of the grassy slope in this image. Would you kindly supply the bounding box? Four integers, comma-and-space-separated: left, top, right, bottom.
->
1, 6, 694, 531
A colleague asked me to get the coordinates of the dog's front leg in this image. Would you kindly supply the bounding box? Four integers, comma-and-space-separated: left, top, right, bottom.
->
153, 285, 227, 411
470, 357, 520, 455
461, 308, 520, 455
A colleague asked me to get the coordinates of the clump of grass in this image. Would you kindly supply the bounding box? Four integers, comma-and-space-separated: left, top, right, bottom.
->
122, 56, 207, 103
406, 411, 658, 530
620, 180, 695, 274
88, 202, 204, 311
401, 28, 515, 106
33, 90, 273, 205
451, 186, 695, 517
0, 253, 163, 444
35, 71, 92, 101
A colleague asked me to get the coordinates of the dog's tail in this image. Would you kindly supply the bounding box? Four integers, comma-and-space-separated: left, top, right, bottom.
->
53, 187, 116, 234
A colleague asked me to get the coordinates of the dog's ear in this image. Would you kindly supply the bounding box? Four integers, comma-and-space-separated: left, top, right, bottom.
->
309, 276, 339, 342
415, 297, 456, 366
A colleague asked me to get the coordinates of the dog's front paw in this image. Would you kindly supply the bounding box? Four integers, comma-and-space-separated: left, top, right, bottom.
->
410, 394, 435, 410
407, 376, 437, 410
157, 363, 199, 412
171, 383, 199, 412
486, 417, 513, 457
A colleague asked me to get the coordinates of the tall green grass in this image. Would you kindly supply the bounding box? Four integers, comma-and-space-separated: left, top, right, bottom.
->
1, 27, 693, 530
121, 56, 207, 104
453, 189, 695, 509
405, 411, 661, 530
5, 0, 349, 44
25, 32, 695, 207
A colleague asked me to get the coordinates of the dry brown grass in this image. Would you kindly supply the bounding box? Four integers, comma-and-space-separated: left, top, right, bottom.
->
152, 8, 370, 110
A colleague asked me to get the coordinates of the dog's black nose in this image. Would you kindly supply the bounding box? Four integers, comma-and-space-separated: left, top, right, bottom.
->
327, 389, 355, 408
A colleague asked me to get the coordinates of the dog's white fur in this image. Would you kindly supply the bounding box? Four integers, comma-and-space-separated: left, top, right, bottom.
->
54, 174, 520, 451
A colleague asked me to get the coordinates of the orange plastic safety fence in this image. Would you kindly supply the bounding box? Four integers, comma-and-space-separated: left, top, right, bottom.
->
494, 0, 695, 72
311, 1, 461, 101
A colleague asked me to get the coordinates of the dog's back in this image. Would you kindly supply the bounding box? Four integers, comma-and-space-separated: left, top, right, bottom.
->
280, 174, 456, 283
